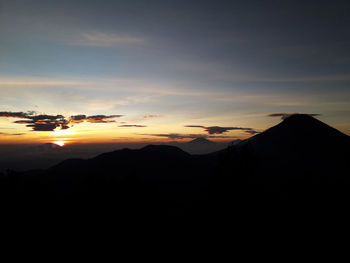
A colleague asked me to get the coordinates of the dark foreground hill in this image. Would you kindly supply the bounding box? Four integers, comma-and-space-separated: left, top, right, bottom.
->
1, 114, 350, 226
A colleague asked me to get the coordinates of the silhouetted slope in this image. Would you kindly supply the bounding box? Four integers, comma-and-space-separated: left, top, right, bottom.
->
50, 145, 192, 176
215, 114, 350, 218
243, 114, 349, 158
231, 114, 350, 178
10, 144, 216, 217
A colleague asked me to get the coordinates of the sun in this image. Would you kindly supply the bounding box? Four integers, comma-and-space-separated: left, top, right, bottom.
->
54, 140, 67, 147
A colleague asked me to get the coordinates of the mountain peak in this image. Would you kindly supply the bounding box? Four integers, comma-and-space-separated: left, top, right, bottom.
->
244, 113, 349, 158
282, 113, 321, 125
29, 142, 63, 152
187, 137, 215, 145
276, 114, 348, 138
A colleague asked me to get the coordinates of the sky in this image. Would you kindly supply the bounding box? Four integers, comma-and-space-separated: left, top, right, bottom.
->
1, 0, 350, 145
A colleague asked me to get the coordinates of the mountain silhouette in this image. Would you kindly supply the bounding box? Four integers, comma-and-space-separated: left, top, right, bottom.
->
241, 114, 349, 157
1, 114, 350, 224
230, 114, 350, 178
215, 114, 350, 219
28, 142, 63, 152
187, 137, 216, 145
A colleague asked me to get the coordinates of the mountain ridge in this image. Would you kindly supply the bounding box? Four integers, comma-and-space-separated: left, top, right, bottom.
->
2, 113, 350, 221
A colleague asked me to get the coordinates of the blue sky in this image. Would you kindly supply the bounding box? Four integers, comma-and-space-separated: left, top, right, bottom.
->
1, 0, 350, 143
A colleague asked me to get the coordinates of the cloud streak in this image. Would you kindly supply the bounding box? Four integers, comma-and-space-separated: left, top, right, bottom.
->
141, 133, 237, 140
268, 113, 321, 120
70, 114, 123, 124
141, 133, 208, 140
119, 125, 147, 127
0, 132, 25, 136
72, 32, 147, 47
184, 125, 259, 135
143, 115, 163, 119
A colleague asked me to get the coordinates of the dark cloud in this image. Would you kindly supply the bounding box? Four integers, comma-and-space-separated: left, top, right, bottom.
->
31, 114, 65, 122
243, 128, 260, 135
142, 133, 208, 140
0, 111, 30, 118
0, 111, 123, 132
70, 114, 87, 123
84, 115, 123, 123
268, 113, 321, 120
0, 112, 69, 131
119, 125, 147, 127
26, 123, 60, 131
185, 125, 259, 135
0, 132, 24, 136
70, 114, 123, 124
13, 120, 33, 124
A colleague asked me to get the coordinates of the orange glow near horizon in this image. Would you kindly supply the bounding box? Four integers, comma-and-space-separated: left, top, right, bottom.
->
51, 137, 72, 147
0, 114, 259, 144
51, 128, 73, 137
54, 140, 66, 147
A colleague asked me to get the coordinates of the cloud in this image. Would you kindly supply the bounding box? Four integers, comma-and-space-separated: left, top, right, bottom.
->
27, 122, 66, 132
141, 133, 238, 140
70, 114, 123, 124
143, 115, 163, 119
184, 125, 259, 135
268, 113, 321, 120
119, 125, 147, 127
0, 111, 123, 132
0, 132, 24, 136
72, 32, 147, 47
244, 129, 260, 135
141, 133, 209, 140
0, 111, 68, 131
0, 111, 32, 118
208, 135, 238, 139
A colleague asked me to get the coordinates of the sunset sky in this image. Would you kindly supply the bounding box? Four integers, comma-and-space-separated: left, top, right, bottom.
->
1, 0, 350, 145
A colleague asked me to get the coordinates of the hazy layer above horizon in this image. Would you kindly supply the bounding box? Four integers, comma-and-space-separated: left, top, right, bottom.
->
1, 0, 350, 145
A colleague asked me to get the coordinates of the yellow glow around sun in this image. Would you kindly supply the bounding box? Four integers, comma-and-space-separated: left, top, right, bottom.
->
54, 140, 66, 147
51, 128, 72, 137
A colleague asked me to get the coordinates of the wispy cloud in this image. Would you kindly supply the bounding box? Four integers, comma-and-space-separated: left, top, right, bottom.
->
0, 132, 25, 136
0, 78, 83, 87
141, 133, 237, 140
71, 31, 147, 47
119, 125, 147, 127
70, 114, 123, 124
143, 115, 163, 119
184, 125, 259, 135
268, 113, 321, 120
141, 133, 208, 140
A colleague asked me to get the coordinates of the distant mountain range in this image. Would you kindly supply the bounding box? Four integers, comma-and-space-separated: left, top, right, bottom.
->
1, 114, 349, 224
28, 142, 63, 152
167, 137, 226, 154
187, 137, 216, 145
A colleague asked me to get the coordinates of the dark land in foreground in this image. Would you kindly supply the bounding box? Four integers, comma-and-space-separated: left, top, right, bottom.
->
1, 114, 350, 224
